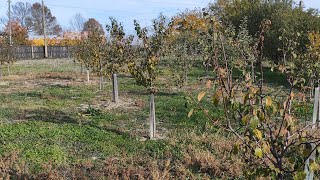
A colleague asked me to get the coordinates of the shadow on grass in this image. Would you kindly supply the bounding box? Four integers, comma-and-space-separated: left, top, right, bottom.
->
47, 84, 71, 89
126, 90, 179, 97
24, 108, 78, 124
11, 91, 42, 98
22, 107, 135, 138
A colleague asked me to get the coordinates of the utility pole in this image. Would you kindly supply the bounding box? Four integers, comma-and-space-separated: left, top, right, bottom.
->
8, 0, 12, 46
42, 0, 48, 58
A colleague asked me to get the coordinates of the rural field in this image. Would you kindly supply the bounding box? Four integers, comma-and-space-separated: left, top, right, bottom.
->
0, 57, 315, 179
0, 58, 230, 178
2, 0, 320, 179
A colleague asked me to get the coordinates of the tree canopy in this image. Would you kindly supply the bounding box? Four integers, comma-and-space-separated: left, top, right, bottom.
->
82, 18, 104, 35
2, 20, 29, 45
213, 0, 320, 61
26, 2, 62, 35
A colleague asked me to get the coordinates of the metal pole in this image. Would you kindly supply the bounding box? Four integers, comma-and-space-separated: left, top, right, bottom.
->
42, 0, 48, 58
8, 0, 12, 45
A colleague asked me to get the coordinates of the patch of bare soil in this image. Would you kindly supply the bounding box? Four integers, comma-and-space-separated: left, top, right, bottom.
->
0, 71, 102, 94
78, 95, 139, 111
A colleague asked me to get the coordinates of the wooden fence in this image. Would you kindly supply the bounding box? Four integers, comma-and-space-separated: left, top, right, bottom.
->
10, 46, 73, 60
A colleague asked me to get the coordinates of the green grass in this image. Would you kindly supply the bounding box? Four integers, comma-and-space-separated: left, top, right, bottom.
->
11, 59, 79, 75
0, 58, 308, 178
0, 121, 141, 172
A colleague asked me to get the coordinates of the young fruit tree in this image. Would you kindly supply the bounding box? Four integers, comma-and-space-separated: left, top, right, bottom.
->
0, 43, 16, 79
128, 14, 169, 139
192, 15, 320, 179
106, 17, 135, 102
168, 10, 206, 86
73, 28, 106, 83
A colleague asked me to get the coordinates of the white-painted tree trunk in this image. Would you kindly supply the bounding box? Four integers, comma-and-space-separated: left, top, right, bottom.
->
86, 68, 90, 83
312, 87, 319, 128
0, 63, 2, 80
305, 87, 320, 180
149, 93, 156, 139
112, 73, 119, 103
99, 76, 104, 90
7, 64, 10, 76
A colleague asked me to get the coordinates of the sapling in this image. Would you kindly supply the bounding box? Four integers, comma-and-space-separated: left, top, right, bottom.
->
193, 13, 320, 179
128, 14, 169, 139
106, 17, 135, 102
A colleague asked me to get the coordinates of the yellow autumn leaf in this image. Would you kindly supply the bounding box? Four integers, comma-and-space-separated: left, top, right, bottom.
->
206, 80, 212, 89
198, 91, 206, 102
212, 92, 220, 106
188, 109, 194, 118
310, 162, 320, 171
253, 129, 263, 140
266, 96, 272, 107
242, 114, 250, 125
262, 142, 270, 154
254, 148, 263, 158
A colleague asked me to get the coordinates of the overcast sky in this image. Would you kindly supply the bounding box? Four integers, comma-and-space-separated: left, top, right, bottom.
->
0, 0, 319, 34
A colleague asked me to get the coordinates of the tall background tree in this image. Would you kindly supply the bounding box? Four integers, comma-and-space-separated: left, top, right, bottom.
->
26, 2, 62, 35
214, 0, 320, 62
3, 20, 29, 45
82, 18, 104, 35
168, 9, 206, 86
69, 13, 86, 32
11, 2, 32, 30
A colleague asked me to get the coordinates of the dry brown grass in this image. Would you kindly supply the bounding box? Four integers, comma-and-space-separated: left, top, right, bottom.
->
0, 130, 247, 180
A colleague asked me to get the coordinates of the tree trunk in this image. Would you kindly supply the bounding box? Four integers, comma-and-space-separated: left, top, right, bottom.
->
112, 73, 119, 103
73, 60, 76, 70
251, 61, 255, 83
184, 69, 188, 86
7, 63, 10, 76
80, 64, 83, 74
306, 88, 319, 179
305, 143, 316, 180
277, 173, 284, 180
149, 92, 156, 139
86, 68, 90, 83
99, 75, 104, 90
206, 65, 209, 77
312, 87, 319, 128
0, 64, 2, 80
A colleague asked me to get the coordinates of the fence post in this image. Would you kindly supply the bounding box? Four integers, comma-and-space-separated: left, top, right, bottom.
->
305, 87, 320, 180
31, 46, 34, 59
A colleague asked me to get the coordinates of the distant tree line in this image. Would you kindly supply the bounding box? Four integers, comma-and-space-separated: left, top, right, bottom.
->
1, 0, 320, 65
